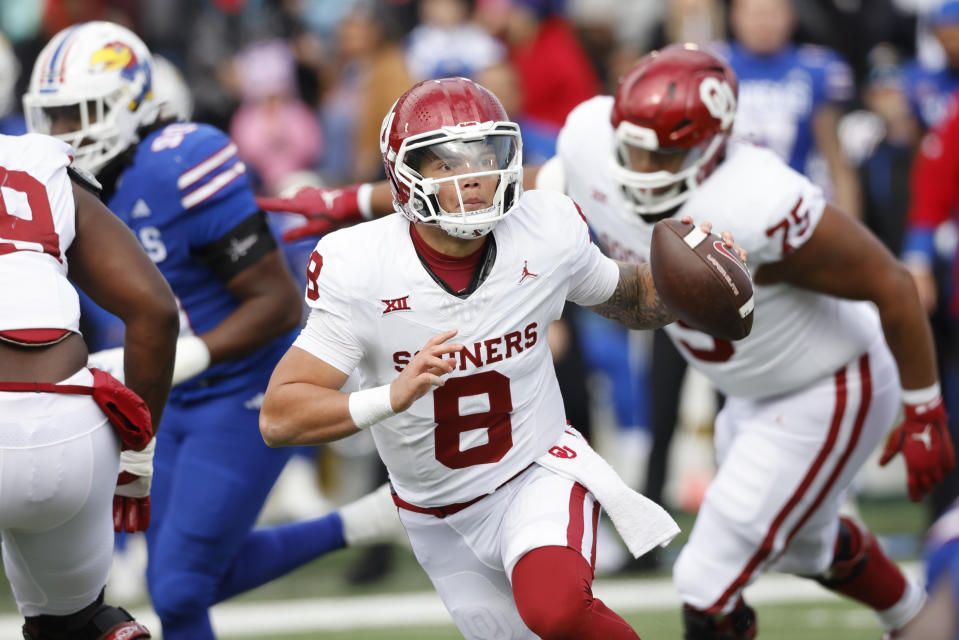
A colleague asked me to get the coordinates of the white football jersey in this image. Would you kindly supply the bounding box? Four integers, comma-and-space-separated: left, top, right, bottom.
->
0, 133, 80, 333
558, 97, 883, 399
294, 190, 619, 506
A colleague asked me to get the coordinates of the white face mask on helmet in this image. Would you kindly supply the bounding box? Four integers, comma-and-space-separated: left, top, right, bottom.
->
381, 77, 524, 239
392, 125, 522, 239
23, 21, 159, 174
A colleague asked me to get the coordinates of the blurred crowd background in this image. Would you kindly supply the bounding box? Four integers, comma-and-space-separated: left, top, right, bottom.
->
2, 0, 959, 585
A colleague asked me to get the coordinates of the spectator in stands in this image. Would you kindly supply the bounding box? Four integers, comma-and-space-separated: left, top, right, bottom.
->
901, 98, 959, 518
404, 0, 504, 81
903, 0, 959, 130
721, 0, 861, 219
501, 0, 601, 134
229, 39, 322, 196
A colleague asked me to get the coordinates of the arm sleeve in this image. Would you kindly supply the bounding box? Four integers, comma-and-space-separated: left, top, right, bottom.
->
175, 128, 260, 249
192, 211, 278, 281
749, 164, 828, 265
564, 200, 620, 306
293, 307, 362, 376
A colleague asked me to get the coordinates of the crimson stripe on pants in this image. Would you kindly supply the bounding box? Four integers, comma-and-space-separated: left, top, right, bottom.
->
567, 483, 588, 551
770, 354, 872, 566
707, 358, 864, 613
590, 502, 600, 570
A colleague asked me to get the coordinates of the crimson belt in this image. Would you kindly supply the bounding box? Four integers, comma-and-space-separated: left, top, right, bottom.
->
391, 463, 533, 519
0, 381, 92, 395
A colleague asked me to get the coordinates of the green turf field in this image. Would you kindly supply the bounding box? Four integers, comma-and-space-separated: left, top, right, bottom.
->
220, 600, 890, 640
0, 496, 930, 638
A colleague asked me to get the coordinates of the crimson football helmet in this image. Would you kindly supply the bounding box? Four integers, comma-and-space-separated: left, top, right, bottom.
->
380, 77, 523, 238
610, 43, 738, 216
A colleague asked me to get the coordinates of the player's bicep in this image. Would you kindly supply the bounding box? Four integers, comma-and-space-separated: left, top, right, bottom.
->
754, 203, 900, 301
268, 345, 350, 393
67, 183, 176, 321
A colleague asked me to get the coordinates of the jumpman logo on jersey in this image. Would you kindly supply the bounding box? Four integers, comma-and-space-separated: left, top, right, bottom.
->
911, 425, 934, 451
518, 260, 538, 284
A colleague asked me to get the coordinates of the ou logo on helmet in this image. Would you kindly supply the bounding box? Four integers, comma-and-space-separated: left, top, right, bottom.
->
699, 77, 736, 131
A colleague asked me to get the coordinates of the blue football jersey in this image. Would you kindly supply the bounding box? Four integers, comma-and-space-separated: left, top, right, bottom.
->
924, 499, 959, 589
717, 42, 854, 179
902, 59, 959, 129
89, 122, 295, 402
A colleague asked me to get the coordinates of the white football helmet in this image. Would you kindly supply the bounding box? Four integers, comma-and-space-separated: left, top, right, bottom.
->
152, 54, 193, 121
23, 21, 158, 173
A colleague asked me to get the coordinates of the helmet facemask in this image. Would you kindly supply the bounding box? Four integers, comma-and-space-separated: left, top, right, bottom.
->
390, 122, 523, 239
609, 119, 728, 217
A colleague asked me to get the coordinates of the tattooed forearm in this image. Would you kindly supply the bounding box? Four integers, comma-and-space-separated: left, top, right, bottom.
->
586, 261, 675, 330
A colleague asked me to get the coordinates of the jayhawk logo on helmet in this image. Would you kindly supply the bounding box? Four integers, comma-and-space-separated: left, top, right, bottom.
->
90, 41, 152, 108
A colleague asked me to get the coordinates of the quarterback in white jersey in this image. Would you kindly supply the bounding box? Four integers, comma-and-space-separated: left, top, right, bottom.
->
543, 44, 950, 639
261, 77, 699, 639
0, 133, 177, 639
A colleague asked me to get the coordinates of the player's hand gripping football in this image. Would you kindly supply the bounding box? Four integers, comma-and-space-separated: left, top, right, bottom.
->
114, 438, 155, 533
685, 216, 748, 263
879, 395, 955, 501
390, 330, 464, 412
257, 184, 365, 242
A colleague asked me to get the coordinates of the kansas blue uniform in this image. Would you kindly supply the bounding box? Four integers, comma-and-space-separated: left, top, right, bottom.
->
106, 122, 295, 401
88, 121, 345, 639
923, 499, 959, 640
716, 42, 854, 183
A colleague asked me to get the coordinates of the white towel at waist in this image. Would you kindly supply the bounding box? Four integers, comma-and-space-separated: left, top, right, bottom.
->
535, 427, 680, 559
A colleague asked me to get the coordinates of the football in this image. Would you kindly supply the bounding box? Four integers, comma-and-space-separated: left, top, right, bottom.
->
650, 218, 754, 341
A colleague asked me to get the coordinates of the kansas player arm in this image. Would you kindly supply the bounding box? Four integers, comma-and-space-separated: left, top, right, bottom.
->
67, 183, 179, 429
193, 213, 302, 364
585, 261, 676, 330
754, 203, 938, 391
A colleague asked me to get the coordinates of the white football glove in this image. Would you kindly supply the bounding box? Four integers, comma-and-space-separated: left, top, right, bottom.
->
115, 437, 155, 533
87, 336, 211, 386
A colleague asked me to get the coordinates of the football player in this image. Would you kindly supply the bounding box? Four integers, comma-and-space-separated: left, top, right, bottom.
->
261, 46, 952, 639
552, 44, 947, 639
24, 21, 405, 640
0, 132, 177, 638
260, 76, 701, 639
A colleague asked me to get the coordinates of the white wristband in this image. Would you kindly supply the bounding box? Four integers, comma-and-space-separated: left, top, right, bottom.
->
348, 384, 395, 430
901, 382, 941, 406
172, 336, 212, 385
119, 437, 156, 476
357, 183, 375, 220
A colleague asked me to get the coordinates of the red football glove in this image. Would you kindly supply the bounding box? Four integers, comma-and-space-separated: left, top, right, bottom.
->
879, 395, 955, 502
257, 184, 366, 242
113, 439, 155, 533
